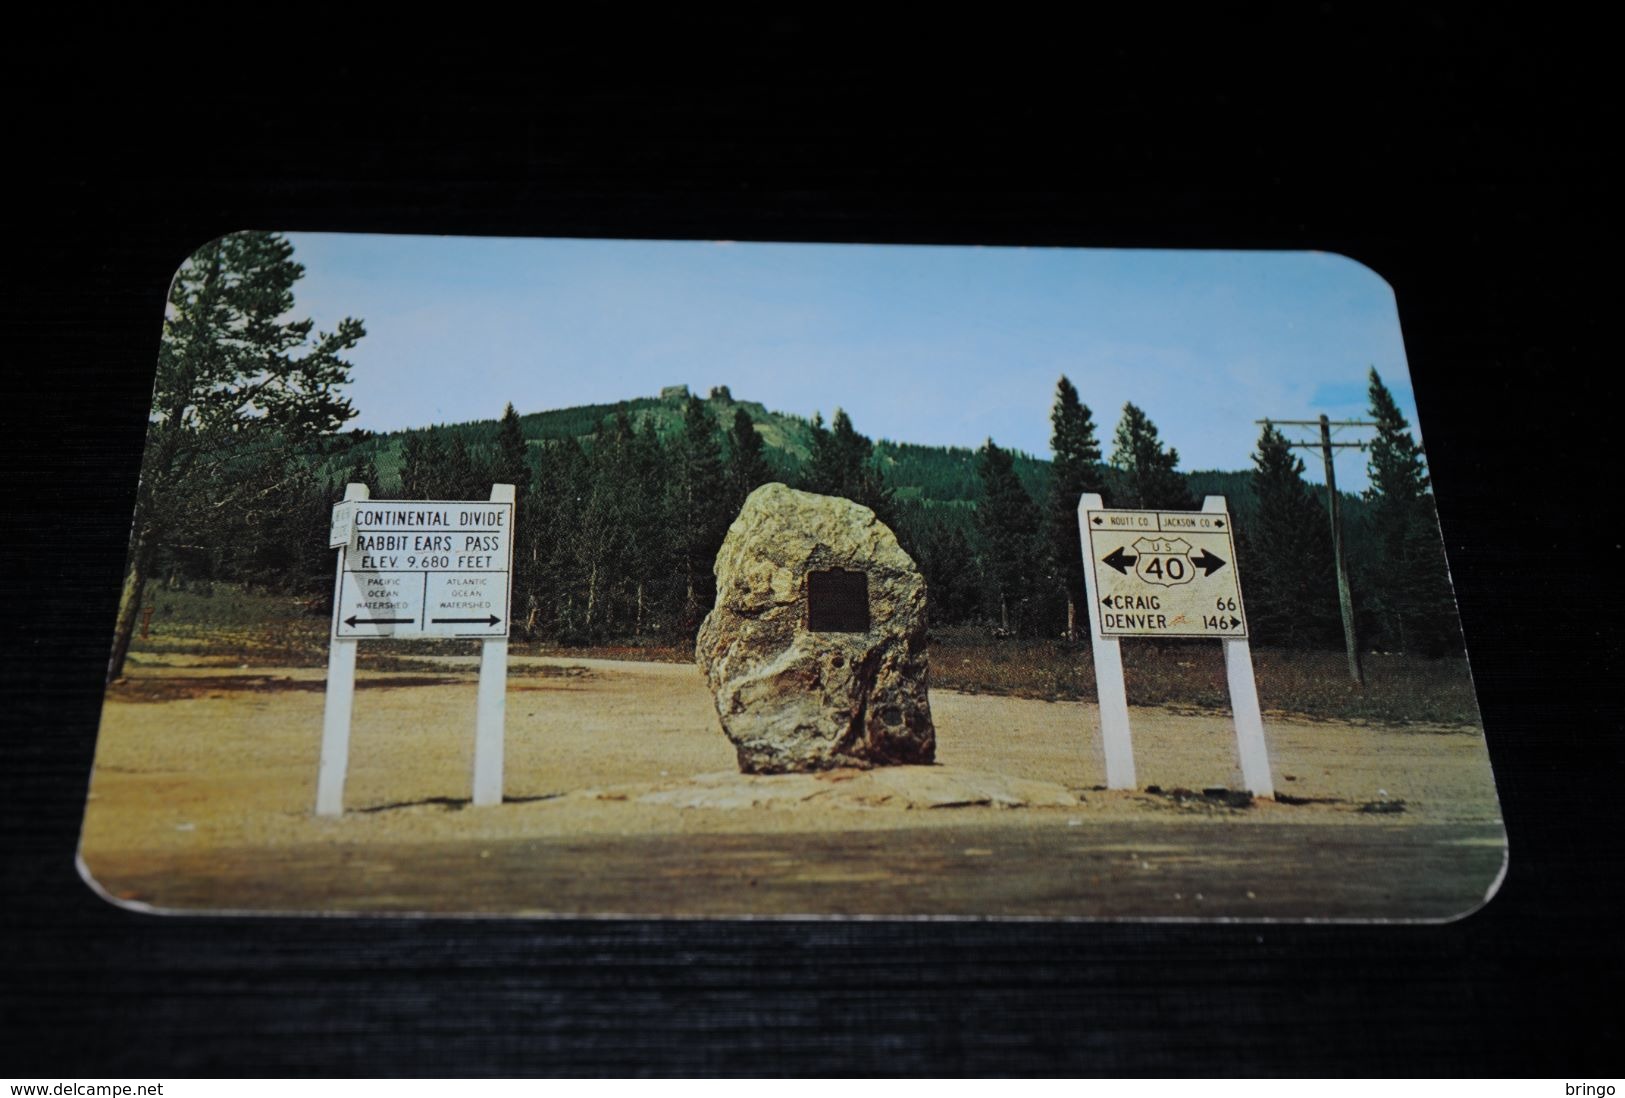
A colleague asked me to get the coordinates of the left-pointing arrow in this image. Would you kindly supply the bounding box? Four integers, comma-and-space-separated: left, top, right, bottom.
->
344, 615, 413, 626
1102, 547, 1137, 574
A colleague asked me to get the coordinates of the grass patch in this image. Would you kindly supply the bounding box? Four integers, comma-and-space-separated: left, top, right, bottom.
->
125, 585, 1481, 726
516, 643, 691, 664
109, 673, 465, 703
927, 628, 1481, 726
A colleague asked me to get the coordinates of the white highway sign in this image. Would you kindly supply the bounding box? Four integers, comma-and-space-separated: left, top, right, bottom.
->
332, 501, 514, 639
1084, 508, 1248, 639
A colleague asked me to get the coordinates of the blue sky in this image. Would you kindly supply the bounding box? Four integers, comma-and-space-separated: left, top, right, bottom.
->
284, 233, 1421, 493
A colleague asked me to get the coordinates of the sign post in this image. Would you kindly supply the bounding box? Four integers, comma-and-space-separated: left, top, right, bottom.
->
316, 482, 368, 817
316, 483, 516, 817
472, 483, 515, 807
1077, 493, 1135, 790
1205, 495, 1273, 798
1077, 493, 1273, 797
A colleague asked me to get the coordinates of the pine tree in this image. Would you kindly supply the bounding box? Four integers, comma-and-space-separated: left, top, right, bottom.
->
520, 436, 592, 642
108, 231, 364, 681
802, 408, 893, 522
1243, 422, 1340, 647
1367, 368, 1430, 504
802, 411, 842, 496
1108, 402, 1195, 510
1362, 368, 1458, 655
494, 402, 532, 496
726, 406, 775, 512
571, 416, 642, 639
938, 526, 979, 626
1046, 376, 1105, 639
628, 416, 675, 635
399, 431, 449, 498
343, 449, 379, 494
976, 438, 1042, 633
895, 502, 979, 627
442, 434, 488, 500
673, 395, 730, 621
281, 468, 341, 598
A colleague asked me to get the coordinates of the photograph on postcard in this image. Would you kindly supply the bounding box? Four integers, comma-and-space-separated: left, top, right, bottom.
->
79, 233, 1505, 920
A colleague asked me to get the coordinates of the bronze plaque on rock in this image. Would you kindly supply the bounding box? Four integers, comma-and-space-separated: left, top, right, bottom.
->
807, 568, 870, 632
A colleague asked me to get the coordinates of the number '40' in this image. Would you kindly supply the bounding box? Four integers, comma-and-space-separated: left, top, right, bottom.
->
1144, 557, 1186, 580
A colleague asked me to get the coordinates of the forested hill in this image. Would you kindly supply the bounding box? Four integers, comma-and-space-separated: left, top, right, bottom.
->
172, 381, 1430, 653
312, 385, 1371, 532
320, 385, 1068, 508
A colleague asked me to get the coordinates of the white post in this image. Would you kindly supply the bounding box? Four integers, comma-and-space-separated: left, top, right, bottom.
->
1078, 493, 1136, 790
316, 482, 369, 817
1203, 495, 1274, 799
471, 483, 515, 806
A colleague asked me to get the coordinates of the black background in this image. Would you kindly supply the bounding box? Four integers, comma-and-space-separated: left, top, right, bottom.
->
4, 16, 1620, 1076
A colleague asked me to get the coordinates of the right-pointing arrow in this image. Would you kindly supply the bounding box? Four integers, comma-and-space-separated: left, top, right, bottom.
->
1229, 616, 1242, 629
1191, 548, 1228, 576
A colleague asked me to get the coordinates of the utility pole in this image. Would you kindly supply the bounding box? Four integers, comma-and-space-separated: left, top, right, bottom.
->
1257, 414, 1376, 686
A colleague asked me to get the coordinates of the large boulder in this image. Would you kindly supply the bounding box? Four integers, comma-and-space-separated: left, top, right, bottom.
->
696, 483, 935, 773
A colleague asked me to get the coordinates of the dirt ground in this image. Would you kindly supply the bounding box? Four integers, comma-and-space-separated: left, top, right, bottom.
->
79, 654, 1506, 921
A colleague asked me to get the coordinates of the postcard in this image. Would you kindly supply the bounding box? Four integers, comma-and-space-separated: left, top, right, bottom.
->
78, 233, 1505, 920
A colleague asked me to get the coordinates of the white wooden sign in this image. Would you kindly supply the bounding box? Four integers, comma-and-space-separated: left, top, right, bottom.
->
334, 501, 513, 639
317, 484, 516, 818
1084, 508, 1247, 639
1078, 494, 1274, 799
